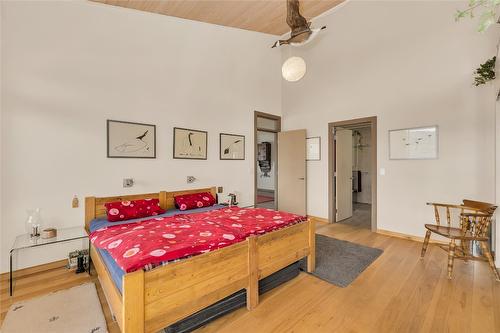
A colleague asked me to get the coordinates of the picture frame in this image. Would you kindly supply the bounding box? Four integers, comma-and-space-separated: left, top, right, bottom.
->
107, 120, 156, 158
173, 127, 208, 160
306, 136, 321, 161
389, 125, 438, 160
220, 133, 245, 160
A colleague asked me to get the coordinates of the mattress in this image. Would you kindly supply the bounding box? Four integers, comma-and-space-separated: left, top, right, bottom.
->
90, 205, 227, 293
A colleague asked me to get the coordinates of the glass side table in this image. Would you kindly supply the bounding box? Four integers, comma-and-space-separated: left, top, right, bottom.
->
9, 226, 90, 296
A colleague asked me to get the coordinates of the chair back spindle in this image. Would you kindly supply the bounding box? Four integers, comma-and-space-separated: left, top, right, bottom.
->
434, 206, 441, 226
446, 206, 451, 226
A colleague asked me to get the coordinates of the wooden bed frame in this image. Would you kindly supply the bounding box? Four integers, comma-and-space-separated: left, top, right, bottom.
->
85, 187, 315, 333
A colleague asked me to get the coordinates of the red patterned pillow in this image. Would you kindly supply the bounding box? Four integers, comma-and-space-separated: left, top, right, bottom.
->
174, 192, 216, 211
105, 198, 166, 222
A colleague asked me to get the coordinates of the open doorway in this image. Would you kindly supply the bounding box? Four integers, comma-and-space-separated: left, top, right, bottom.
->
328, 117, 377, 231
254, 111, 281, 209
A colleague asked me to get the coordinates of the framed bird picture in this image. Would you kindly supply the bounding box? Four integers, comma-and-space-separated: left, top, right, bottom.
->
107, 120, 156, 158
173, 127, 208, 160
220, 133, 245, 160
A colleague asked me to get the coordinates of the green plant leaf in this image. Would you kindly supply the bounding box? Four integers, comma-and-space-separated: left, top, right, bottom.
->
473, 56, 496, 86
455, 10, 468, 20
456, 0, 499, 31
478, 10, 495, 32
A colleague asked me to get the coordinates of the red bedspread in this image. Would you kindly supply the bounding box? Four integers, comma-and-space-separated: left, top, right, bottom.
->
90, 207, 306, 273
188, 207, 306, 238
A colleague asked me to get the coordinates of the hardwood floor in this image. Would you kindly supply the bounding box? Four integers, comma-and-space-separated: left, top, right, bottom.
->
2, 221, 500, 333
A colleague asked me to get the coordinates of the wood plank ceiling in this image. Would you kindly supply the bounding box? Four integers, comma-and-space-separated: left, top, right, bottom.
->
91, 0, 345, 35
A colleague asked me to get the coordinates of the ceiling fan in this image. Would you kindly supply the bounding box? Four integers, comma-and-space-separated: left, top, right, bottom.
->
271, 0, 327, 48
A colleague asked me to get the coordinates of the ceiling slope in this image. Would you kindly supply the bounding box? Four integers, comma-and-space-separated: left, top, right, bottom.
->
91, 0, 345, 35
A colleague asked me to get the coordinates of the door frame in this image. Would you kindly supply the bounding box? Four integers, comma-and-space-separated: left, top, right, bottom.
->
328, 116, 377, 231
254, 111, 281, 208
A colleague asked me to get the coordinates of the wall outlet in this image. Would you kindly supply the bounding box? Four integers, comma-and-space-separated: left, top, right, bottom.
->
187, 176, 196, 184
72, 195, 79, 208
217, 186, 224, 193
123, 178, 134, 188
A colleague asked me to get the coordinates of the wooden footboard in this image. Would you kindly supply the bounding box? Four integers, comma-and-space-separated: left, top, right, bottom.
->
141, 241, 249, 333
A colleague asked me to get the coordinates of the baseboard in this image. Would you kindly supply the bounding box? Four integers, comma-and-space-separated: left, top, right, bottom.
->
0, 259, 67, 281
376, 229, 448, 245
307, 215, 329, 225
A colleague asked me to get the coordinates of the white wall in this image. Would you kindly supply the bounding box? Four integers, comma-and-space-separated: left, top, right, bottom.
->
0, 1, 281, 272
282, 1, 498, 242
256, 131, 276, 191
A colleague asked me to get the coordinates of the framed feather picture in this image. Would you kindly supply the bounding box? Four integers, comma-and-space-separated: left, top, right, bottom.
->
389, 125, 438, 160
220, 133, 245, 160
173, 127, 208, 160
107, 120, 156, 158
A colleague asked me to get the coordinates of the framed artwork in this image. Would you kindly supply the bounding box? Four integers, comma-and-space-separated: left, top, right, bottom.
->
306, 136, 321, 161
389, 125, 438, 160
220, 133, 245, 160
173, 127, 208, 160
107, 120, 156, 158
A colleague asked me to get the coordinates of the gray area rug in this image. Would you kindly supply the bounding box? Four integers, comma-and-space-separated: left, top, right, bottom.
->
301, 234, 383, 287
1, 283, 107, 333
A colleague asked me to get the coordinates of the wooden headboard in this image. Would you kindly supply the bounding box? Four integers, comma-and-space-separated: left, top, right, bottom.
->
84, 192, 166, 233
84, 187, 217, 233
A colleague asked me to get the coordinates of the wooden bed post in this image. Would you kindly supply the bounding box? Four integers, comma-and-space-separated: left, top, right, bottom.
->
85, 197, 96, 233
307, 218, 316, 273
159, 191, 167, 210
122, 269, 145, 333
247, 236, 259, 310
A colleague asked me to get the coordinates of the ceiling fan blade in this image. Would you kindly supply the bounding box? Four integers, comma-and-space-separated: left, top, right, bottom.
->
286, 0, 309, 31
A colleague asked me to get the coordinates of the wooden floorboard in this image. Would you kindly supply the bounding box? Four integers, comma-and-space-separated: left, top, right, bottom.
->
1, 221, 500, 333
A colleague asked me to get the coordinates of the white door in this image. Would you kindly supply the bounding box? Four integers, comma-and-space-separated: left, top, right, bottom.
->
336, 128, 353, 221
277, 129, 306, 215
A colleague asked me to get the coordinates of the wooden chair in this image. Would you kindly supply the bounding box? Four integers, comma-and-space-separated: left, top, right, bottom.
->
420, 200, 499, 281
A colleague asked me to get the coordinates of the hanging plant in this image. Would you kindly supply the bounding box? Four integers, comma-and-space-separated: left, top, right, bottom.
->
455, 0, 500, 32
474, 56, 496, 86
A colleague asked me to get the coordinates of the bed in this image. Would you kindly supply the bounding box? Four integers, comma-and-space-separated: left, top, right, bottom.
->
85, 187, 315, 333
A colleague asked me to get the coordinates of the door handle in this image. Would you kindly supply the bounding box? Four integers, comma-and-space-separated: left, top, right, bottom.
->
298, 177, 305, 180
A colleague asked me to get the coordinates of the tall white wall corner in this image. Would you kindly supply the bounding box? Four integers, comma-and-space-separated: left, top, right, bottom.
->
496, 99, 500, 267
495, 43, 500, 268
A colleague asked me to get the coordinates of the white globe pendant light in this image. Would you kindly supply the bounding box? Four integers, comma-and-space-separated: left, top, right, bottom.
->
282, 56, 306, 82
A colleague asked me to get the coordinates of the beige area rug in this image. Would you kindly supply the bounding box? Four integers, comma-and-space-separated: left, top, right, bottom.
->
1, 283, 107, 333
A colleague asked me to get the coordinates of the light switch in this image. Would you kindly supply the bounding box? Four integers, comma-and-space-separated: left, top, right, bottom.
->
380, 168, 386, 176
